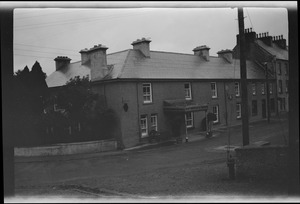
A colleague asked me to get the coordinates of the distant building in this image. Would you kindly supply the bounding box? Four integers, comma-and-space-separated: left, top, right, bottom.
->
233, 28, 289, 113
46, 37, 278, 148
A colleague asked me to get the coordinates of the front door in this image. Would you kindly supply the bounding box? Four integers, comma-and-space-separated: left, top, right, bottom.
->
262, 99, 266, 118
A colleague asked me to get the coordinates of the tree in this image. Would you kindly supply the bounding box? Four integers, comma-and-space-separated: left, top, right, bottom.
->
43, 75, 119, 143
12, 62, 48, 146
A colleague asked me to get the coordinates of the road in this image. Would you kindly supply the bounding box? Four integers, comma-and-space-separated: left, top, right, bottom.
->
14, 117, 290, 198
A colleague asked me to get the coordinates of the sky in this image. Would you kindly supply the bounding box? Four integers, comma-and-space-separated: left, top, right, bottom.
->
13, 2, 290, 77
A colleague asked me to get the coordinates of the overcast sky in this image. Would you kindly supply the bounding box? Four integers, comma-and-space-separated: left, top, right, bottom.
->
13, 2, 290, 76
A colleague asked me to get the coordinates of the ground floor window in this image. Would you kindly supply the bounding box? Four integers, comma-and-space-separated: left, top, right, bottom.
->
252, 100, 258, 116
140, 115, 148, 138
185, 112, 194, 128
236, 103, 241, 119
150, 114, 158, 131
212, 105, 219, 123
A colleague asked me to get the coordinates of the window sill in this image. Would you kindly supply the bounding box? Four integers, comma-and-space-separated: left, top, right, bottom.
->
143, 102, 153, 105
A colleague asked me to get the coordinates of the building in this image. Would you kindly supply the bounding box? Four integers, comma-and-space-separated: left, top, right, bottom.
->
233, 28, 289, 113
46, 38, 278, 148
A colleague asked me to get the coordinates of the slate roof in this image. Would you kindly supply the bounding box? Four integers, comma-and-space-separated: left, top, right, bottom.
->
255, 39, 288, 61
46, 49, 266, 88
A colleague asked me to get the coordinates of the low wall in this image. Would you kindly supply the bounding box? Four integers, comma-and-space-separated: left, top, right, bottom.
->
15, 140, 118, 157
235, 145, 288, 181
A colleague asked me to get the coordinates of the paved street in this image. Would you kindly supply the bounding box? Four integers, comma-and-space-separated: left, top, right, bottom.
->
12, 116, 295, 201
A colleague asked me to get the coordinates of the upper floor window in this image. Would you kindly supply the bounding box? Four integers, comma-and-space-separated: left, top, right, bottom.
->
285, 63, 288, 75
212, 105, 219, 123
252, 83, 256, 95
142, 83, 152, 103
140, 115, 148, 138
234, 82, 240, 97
286, 80, 289, 93
269, 83, 273, 94
261, 83, 265, 95
150, 114, 158, 131
211, 82, 217, 98
278, 80, 283, 93
184, 83, 192, 100
278, 62, 282, 75
185, 112, 194, 128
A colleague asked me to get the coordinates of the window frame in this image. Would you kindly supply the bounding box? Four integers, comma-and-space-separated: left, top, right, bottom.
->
278, 62, 282, 75
211, 82, 218, 98
140, 115, 148, 138
212, 105, 219, 123
252, 83, 256, 96
261, 82, 265, 95
235, 82, 240, 97
269, 83, 273, 94
150, 114, 158, 131
142, 83, 152, 104
285, 80, 288, 93
185, 112, 194, 128
278, 80, 283, 94
236, 103, 241, 119
184, 82, 192, 100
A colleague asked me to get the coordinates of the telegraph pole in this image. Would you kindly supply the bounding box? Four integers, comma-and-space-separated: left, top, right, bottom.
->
238, 7, 250, 146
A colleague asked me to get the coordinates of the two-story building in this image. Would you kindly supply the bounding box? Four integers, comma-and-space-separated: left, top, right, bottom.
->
46, 38, 277, 148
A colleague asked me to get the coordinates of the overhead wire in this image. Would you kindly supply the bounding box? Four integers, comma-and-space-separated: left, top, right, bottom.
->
14, 12, 149, 30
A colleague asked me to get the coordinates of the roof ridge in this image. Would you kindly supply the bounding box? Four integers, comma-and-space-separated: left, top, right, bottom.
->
107, 49, 131, 56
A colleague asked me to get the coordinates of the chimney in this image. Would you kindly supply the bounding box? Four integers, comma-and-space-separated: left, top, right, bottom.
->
79, 44, 109, 81
217, 49, 233, 63
193, 45, 210, 61
273, 35, 287, 49
131, 37, 151, 58
258, 32, 273, 46
54, 56, 71, 71
236, 27, 256, 45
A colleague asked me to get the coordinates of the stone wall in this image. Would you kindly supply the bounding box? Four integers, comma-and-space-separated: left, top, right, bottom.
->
15, 139, 117, 157
235, 145, 288, 181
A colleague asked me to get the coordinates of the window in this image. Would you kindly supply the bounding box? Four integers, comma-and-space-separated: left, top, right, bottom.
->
278, 80, 283, 93
282, 98, 286, 111
261, 83, 265, 95
142, 83, 152, 103
270, 98, 275, 112
150, 114, 158, 131
286, 80, 288, 93
184, 83, 192, 100
185, 112, 194, 128
252, 83, 256, 95
278, 62, 281, 75
285, 63, 288, 75
236, 103, 241, 119
211, 82, 217, 98
235, 82, 240, 97
269, 83, 273, 94
140, 115, 148, 138
212, 105, 219, 123
252, 100, 258, 116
